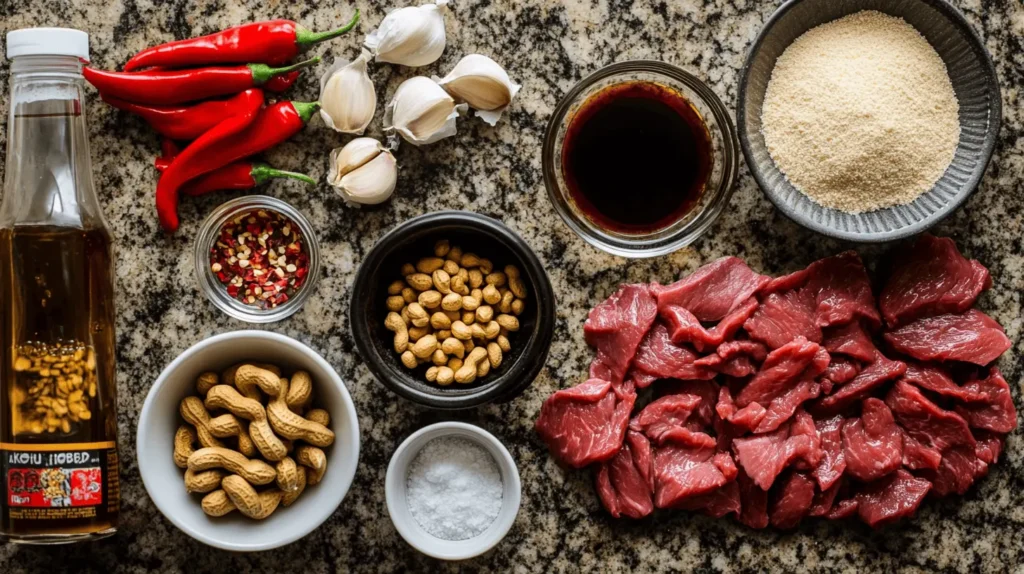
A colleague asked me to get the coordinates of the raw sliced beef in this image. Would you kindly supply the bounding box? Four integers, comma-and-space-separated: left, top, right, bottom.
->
812, 415, 847, 490
954, 369, 1018, 434
802, 252, 881, 329
925, 445, 988, 497
826, 498, 860, 520
735, 338, 827, 407
841, 399, 902, 482
662, 380, 719, 428
744, 290, 820, 349
585, 284, 658, 385
717, 340, 769, 363
822, 322, 877, 363
716, 386, 767, 431
880, 234, 991, 327
761, 267, 810, 295
974, 431, 1004, 465
654, 257, 770, 322
808, 479, 843, 517
902, 363, 987, 404
736, 470, 769, 529
694, 353, 759, 378
822, 357, 860, 388
535, 378, 635, 468
632, 322, 715, 382
630, 394, 703, 442
625, 369, 659, 390
660, 297, 758, 350
671, 480, 741, 518
732, 410, 822, 490
653, 437, 738, 509
769, 472, 816, 529
753, 378, 822, 434
884, 309, 1011, 366
900, 429, 942, 471
855, 469, 931, 528
596, 430, 654, 519
886, 380, 975, 452
812, 353, 906, 415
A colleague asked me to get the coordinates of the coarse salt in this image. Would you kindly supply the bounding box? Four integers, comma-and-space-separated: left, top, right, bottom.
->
406, 436, 503, 541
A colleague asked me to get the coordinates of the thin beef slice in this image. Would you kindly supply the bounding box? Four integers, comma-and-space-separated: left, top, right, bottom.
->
660, 297, 759, 350
812, 353, 906, 415
744, 290, 820, 349
841, 398, 902, 482
802, 251, 881, 329
535, 378, 635, 468
653, 435, 738, 509
671, 480, 741, 518
856, 469, 931, 528
654, 257, 770, 322
879, 234, 991, 327
769, 472, 816, 529
903, 363, 988, 404
924, 445, 988, 497
631, 322, 715, 382
954, 368, 1018, 434
812, 415, 847, 491
630, 394, 703, 443
822, 322, 877, 363
585, 284, 658, 386
884, 309, 1011, 366
596, 430, 654, 519
737, 470, 769, 529
732, 410, 822, 490
735, 337, 828, 408
900, 429, 942, 471
886, 380, 975, 452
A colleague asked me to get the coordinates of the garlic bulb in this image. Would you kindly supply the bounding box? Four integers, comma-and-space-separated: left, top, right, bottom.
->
364, 0, 449, 67
319, 51, 376, 135
327, 138, 398, 205
437, 54, 520, 126
384, 76, 466, 146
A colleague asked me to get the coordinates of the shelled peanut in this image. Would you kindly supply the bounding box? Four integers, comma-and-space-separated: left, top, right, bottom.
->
384, 240, 526, 386
173, 363, 335, 520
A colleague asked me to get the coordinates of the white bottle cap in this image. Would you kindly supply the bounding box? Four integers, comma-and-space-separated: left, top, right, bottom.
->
6, 28, 90, 62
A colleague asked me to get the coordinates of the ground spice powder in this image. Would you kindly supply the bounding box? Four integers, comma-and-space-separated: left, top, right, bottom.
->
761, 11, 960, 214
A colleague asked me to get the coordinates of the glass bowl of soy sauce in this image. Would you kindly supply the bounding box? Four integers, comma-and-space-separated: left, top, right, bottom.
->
542, 60, 739, 258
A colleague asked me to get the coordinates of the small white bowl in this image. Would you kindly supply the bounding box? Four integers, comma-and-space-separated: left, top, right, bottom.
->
137, 331, 360, 552
385, 422, 521, 560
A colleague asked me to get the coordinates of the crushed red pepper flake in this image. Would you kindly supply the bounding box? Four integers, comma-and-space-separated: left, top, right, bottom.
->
209, 209, 309, 309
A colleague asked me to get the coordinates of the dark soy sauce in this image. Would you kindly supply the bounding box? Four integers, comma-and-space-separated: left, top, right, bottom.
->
561, 81, 713, 234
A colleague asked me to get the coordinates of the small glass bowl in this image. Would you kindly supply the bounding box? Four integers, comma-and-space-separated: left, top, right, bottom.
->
542, 60, 739, 258
194, 196, 321, 323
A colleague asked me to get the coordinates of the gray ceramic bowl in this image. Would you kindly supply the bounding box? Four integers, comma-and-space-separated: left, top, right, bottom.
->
737, 0, 1001, 242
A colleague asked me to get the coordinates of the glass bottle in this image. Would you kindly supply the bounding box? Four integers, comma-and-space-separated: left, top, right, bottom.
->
0, 28, 120, 544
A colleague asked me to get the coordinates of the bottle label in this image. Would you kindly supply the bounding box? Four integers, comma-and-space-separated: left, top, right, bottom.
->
1, 441, 119, 521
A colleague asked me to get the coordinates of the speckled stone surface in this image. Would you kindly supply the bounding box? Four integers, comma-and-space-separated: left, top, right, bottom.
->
1, 0, 1022, 571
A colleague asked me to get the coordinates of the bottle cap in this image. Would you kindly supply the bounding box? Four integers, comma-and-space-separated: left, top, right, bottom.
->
6, 28, 89, 62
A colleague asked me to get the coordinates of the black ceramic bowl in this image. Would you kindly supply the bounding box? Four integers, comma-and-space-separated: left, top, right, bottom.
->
350, 211, 555, 409
737, 0, 1001, 242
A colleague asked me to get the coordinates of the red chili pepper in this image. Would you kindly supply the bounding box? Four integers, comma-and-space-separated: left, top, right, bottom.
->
164, 161, 314, 194
155, 90, 265, 231
264, 70, 300, 93
156, 100, 319, 232
123, 12, 359, 71
101, 89, 262, 140
83, 57, 318, 105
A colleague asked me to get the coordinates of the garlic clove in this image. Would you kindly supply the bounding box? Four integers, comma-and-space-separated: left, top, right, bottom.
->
436, 54, 520, 126
384, 76, 465, 146
319, 51, 376, 135
364, 0, 449, 68
328, 138, 398, 205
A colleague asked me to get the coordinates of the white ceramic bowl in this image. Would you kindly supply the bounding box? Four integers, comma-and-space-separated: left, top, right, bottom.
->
137, 331, 360, 551
385, 422, 521, 560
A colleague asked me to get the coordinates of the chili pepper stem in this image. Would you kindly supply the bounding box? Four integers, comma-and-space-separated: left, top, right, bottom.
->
290, 101, 321, 124
295, 11, 360, 49
250, 57, 321, 85
250, 163, 317, 186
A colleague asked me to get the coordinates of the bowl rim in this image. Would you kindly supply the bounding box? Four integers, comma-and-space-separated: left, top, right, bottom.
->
193, 196, 322, 323
384, 421, 521, 560
136, 330, 360, 552
736, 0, 1002, 242
542, 59, 740, 258
349, 210, 556, 410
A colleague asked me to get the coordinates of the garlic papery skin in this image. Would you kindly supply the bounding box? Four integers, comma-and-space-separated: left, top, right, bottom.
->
319, 51, 376, 135
364, 0, 449, 67
384, 76, 465, 146
437, 54, 520, 126
327, 138, 398, 205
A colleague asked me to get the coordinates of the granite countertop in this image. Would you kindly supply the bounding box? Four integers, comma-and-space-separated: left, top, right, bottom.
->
1, 0, 1023, 571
